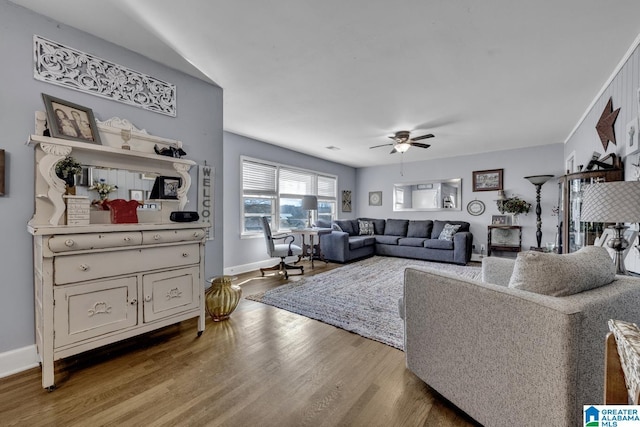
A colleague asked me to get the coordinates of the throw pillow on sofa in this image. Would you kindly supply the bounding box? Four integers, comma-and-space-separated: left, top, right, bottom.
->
358, 220, 374, 235
438, 223, 461, 241
431, 220, 470, 239
508, 246, 616, 296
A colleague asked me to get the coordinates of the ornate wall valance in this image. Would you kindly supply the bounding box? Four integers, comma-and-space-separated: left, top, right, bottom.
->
33, 35, 177, 117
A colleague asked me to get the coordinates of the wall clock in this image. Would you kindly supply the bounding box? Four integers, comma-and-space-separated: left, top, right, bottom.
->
369, 191, 382, 206
466, 199, 485, 216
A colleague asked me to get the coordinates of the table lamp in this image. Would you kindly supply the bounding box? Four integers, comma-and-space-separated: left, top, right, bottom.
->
581, 181, 640, 275
302, 195, 318, 228
524, 174, 554, 249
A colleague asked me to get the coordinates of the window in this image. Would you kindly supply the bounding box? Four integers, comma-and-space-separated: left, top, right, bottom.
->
241, 157, 337, 235
242, 160, 276, 232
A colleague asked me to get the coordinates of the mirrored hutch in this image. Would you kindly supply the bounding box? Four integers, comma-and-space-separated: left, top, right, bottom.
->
27, 120, 210, 390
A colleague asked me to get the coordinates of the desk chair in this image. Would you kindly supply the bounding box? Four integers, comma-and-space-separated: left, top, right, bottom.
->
259, 216, 304, 279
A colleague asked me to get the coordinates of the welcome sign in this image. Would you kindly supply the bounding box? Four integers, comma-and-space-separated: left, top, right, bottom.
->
198, 164, 214, 240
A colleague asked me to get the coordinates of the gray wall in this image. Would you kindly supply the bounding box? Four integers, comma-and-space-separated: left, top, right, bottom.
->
223, 131, 356, 274
356, 144, 565, 252
565, 43, 639, 178
0, 1, 223, 354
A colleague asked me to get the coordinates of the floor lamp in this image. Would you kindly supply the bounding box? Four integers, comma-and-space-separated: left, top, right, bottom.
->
581, 181, 640, 275
302, 195, 318, 228
524, 175, 554, 249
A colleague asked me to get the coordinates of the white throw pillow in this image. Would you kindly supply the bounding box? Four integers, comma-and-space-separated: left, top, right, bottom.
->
358, 220, 374, 236
508, 246, 615, 296
438, 223, 461, 241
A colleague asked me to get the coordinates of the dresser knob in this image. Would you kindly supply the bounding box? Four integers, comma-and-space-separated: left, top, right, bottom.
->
123, 236, 131, 242
145, 295, 152, 302
154, 234, 160, 240
79, 264, 89, 271
65, 239, 74, 247
130, 299, 137, 305
182, 252, 189, 257
193, 232, 201, 238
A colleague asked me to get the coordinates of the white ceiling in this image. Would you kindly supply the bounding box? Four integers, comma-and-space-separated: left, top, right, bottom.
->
11, 0, 640, 167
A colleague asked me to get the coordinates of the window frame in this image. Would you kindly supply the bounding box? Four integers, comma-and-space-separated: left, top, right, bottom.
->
241, 156, 338, 237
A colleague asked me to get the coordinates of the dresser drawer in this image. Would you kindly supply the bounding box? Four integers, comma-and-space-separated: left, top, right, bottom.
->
48, 232, 143, 253
141, 229, 206, 245
54, 244, 200, 285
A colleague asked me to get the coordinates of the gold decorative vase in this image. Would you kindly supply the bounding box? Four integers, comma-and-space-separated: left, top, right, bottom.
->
205, 276, 241, 321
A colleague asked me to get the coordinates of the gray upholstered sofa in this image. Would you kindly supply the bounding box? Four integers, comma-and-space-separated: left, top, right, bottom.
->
319, 218, 473, 265
401, 248, 640, 427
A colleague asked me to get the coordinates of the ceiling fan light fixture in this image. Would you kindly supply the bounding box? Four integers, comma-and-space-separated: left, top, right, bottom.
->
394, 142, 411, 153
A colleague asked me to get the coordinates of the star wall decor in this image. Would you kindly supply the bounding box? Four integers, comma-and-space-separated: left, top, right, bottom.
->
595, 97, 620, 151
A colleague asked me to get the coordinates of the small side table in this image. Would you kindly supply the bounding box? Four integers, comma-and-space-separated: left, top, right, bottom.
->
487, 225, 522, 256
297, 228, 331, 268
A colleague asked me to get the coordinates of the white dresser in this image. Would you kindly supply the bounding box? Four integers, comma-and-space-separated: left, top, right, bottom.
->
27, 129, 210, 390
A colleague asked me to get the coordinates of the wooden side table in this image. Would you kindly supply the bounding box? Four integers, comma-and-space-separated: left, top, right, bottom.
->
488, 225, 522, 256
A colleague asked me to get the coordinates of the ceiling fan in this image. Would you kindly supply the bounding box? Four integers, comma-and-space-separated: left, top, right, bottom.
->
370, 130, 435, 154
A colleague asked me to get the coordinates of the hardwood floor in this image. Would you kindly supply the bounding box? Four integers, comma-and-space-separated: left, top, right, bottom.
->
0, 261, 479, 426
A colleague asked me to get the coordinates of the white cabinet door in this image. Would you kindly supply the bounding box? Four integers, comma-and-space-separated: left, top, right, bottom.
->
54, 276, 138, 347
142, 267, 199, 323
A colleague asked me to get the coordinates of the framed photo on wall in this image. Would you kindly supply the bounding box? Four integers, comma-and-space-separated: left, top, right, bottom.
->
472, 169, 503, 192
342, 190, 352, 212
42, 94, 102, 145
368, 191, 382, 206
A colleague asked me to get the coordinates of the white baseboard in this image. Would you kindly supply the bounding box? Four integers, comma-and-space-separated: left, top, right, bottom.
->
0, 345, 39, 379
223, 256, 299, 276
470, 253, 485, 262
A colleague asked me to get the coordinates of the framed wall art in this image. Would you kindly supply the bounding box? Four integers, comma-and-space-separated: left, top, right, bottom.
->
368, 191, 382, 206
42, 94, 102, 145
472, 169, 503, 192
342, 190, 352, 212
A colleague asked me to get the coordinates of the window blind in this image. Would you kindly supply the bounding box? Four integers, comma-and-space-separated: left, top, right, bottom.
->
242, 160, 276, 195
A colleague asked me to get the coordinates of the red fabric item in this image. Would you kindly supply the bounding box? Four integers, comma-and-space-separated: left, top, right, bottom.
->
104, 199, 140, 224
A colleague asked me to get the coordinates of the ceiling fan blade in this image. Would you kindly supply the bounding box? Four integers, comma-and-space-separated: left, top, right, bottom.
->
370, 143, 394, 149
410, 133, 435, 141
390, 147, 398, 154
410, 142, 431, 149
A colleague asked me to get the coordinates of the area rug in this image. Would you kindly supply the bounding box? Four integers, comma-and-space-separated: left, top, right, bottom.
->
246, 256, 481, 350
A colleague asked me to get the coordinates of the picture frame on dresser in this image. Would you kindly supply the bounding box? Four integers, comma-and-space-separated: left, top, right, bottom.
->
491, 214, 511, 225
42, 94, 102, 145
129, 189, 144, 202
150, 176, 181, 199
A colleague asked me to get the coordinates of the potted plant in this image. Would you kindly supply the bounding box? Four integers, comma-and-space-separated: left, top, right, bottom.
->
55, 156, 82, 191
497, 196, 531, 224
89, 179, 118, 209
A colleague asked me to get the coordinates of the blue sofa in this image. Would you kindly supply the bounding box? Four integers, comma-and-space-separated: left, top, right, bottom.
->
319, 218, 473, 265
